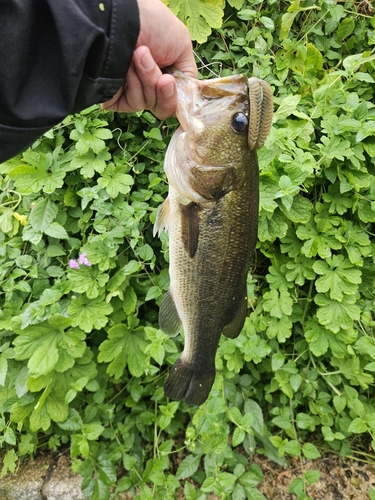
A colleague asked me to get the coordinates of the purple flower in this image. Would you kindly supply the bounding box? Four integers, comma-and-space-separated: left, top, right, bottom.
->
69, 259, 80, 269
79, 253, 92, 267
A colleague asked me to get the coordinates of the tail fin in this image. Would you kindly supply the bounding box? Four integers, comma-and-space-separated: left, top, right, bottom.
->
164, 358, 215, 406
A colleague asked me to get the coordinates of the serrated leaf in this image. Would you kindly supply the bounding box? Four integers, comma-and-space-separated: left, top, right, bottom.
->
1, 449, 18, 477
284, 439, 300, 456
232, 427, 246, 447
313, 255, 361, 302
91, 478, 110, 500
71, 149, 111, 178
69, 267, 109, 299
239, 464, 264, 487
84, 422, 104, 440
273, 95, 301, 121
302, 442, 320, 459
262, 289, 293, 318
98, 324, 148, 378
68, 296, 113, 333
176, 454, 201, 479
272, 353, 285, 371
29, 198, 58, 232
318, 136, 353, 162
304, 469, 321, 485
97, 164, 134, 198
44, 222, 69, 239
169, 0, 224, 43
315, 294, 360, 333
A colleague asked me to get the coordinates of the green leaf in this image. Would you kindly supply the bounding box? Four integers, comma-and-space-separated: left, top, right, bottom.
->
272, 353, 285, 372
315, 294, 361, 333
98, 324, 148, 378
239, 464, 264, 488
313, 255, 361, 302
1, 449, 18, 477
317, 136, 353, 163
302, 442, 321, 459
71, 149, 111, 178
0, 356, 8, 386
123, 286, 137, 315
232, 427, 246, 447
176, 454, 201, 479
289, 477, 304, 496
296, 413, 315, 430
273, 95, 301, 121
69, 267, 109, 299
91, 478, 110, 500
297, 220, 341, 259
29, 198, 58, 232
97, 164, 134, 198
70, 127, 112, 154
84, 422, 104, 440
68, 296, 113, 333
44, 222, 69, 239
284, 439, 300, 456
262, 289, 293, 318
266, 316, 293, 343
169, 0, 224, 42
333, 395, 346, 414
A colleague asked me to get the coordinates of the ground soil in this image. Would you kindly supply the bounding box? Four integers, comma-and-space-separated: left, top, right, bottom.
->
254, 454, 375, 500
2, 450, 375, 499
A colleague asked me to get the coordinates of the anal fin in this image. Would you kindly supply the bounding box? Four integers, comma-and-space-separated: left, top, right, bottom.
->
159, 289, 181, 337
222, 292, 248, 339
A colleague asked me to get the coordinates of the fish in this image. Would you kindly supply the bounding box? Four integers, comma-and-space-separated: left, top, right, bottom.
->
154, 72, 273, 406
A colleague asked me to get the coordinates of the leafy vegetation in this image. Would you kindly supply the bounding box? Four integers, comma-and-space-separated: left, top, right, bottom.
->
1, 0, 375, 498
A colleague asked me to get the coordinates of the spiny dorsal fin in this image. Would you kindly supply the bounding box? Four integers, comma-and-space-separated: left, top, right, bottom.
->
180, 202, 199, 258
159, 289, 181, 337
153, 197, 170, 237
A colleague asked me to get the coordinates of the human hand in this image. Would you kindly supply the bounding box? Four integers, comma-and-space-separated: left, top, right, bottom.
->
102, 0, 197, 120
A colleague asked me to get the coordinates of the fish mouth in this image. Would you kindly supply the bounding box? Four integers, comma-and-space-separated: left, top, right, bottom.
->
171, 70, 273, 151
171, 71, 249, 133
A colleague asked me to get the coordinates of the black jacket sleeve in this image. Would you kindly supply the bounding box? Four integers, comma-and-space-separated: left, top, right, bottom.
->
0, 0, 140, 162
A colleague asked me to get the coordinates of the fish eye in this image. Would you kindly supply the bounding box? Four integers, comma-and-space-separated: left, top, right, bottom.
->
231, 112, 248, 133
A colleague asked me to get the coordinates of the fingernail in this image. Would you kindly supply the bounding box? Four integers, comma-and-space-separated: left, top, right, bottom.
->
140, 51, 153, 70
161, 82, 174, 98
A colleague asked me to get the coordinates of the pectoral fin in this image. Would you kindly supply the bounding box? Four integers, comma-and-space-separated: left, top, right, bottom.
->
153, 197, 170, 237
180, 202, 199, 258
222, 293, 248, 339
159, 289, 181, 337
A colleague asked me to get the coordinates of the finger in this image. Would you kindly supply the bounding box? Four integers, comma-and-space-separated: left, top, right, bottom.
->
122, 62, 148, 111
132, 46, 162, 110
153, 74, 177, 120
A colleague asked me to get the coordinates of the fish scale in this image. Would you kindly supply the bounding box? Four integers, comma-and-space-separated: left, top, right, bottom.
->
154, 72, 273, 406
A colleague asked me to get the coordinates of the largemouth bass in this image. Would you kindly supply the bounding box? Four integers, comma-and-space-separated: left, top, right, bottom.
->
154, 72, 273, 406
